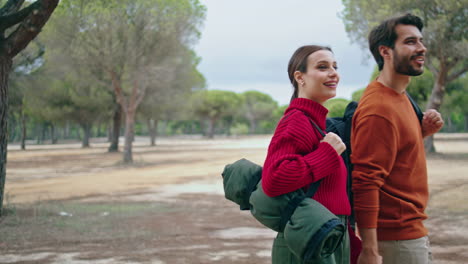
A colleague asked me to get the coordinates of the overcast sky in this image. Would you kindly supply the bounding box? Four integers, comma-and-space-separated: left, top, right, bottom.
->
194, 0, 376, 106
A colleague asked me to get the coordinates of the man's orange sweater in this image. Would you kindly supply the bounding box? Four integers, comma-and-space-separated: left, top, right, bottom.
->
351, 81, 428, 241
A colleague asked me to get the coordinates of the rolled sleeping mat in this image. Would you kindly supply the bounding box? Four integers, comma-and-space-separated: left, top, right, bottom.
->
221, 158, 262, 210
249, 181, 345, 262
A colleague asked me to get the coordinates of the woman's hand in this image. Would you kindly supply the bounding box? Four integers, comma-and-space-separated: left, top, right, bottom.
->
321, 132, 346, 155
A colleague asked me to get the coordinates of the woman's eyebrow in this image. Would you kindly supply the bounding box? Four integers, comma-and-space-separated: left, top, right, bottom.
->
315, 60, 336, 65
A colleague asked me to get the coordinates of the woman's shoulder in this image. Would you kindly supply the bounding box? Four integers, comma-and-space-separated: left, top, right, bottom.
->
273, 109, 320, 146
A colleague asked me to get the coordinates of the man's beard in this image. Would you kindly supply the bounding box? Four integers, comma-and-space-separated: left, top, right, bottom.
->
393, 50, 424, 76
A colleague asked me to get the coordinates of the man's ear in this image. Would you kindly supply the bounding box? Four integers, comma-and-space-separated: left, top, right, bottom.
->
379, 45, 391, 59
294, 70, 303, 85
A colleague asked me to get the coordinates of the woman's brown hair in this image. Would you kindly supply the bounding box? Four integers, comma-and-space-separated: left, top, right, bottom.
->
287, 45, 332, 102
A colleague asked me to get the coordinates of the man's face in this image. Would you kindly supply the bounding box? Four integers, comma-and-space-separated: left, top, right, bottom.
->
391, 24, 427, 76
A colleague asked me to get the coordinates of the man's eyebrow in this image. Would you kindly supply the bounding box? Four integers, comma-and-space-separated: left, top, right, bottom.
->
404, 36, 423, 41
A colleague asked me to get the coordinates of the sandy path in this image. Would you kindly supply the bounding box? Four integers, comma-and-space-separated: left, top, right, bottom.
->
2, 134, 468, 263
5, 136, 270, 204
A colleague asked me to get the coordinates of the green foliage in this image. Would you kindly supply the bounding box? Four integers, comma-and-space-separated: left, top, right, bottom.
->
340, 0, 468, 59
324, 98, 351, 118
191, 90, 242, 121
241, 90, 278, 134
441, 74, 468, 131
406, 69, 434, 107
230, 123, 249, 136
351, 88, 365, 102
341, 0, 468, 114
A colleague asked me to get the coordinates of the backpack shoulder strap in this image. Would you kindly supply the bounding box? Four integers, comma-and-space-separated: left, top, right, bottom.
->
406, 92, 423, 123
296, 110, 325, 197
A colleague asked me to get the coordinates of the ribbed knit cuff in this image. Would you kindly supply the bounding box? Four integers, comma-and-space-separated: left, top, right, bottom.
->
355, 210, 379, 229
353, 188, 380, 228
303, 142, 341, 181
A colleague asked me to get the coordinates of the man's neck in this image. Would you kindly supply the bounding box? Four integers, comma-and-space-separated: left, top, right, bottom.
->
376, 67, 411, 94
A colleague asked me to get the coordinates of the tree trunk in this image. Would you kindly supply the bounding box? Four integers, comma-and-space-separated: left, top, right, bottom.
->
64, 121, 70, 139
425, 68, 448, 153
40, 123, 47, 144
51, 124, 57, 144
148, 118, 158, 146
225, 117, 233, 136
8, 114, 17, 143
446, 116, 453, 133
108, 103, 122, 152
0, 56, 12, 215
96, 121, 101, 138
207, 118, 216, 139
249, 119, 257, 135
20, 110, 26, 150
465, 114, 468, 132
123, 110, 136, 163
81, 123, 92, 148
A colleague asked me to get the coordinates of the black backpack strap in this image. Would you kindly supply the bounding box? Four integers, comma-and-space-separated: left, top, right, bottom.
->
299, 110, 325, 197
406, 92, 423, 123
307, 118, 326, 138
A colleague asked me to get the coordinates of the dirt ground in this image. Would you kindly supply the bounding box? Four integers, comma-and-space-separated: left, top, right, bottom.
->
1, 134, 467, 264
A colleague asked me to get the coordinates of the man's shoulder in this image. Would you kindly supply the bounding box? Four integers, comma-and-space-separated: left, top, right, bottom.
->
356, 87, 395, 117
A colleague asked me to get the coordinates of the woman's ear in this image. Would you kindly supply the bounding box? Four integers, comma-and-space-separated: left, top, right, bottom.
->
294, 71, 304, 86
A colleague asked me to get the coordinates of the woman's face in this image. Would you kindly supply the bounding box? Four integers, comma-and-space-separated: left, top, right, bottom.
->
295, 50, 339, 104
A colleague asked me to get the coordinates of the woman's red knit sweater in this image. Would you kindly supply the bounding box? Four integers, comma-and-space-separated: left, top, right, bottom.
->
261, 98, 351, 216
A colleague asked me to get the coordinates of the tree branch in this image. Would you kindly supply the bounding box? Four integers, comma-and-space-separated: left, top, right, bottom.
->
447, 65, 468, 83
16, 40, 44, 66
135, 83, 147, 109
110, 70, 128, 113
425, 57, 439, 77
446, 57, 459, 70
4, 0, 59, 58
0, 0, 25, 16
0, 1, 39, 32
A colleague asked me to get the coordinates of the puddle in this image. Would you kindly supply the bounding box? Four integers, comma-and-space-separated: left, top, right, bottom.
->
1, 252, 53, 263
211, 227, 276, 240
123, 179, 224, 202
256, 250, 271, 257
155, 244, 211, 252
207, 250, 250, 261
52, 253, 142, 264
0, 252, 148, 264
161, 179, 224, 196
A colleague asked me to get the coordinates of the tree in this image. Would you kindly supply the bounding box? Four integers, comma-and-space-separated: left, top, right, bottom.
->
324, 98, 351, 118
26, 70, 113, 148
340, 0, 468, 152
47, 0, 206, 163
0, 0, 59, 214
138, 48, 205, 146
441, 74, 468, 132
241, 91, 278, 134
191, 90, 242, 138
8, 43, 41, 148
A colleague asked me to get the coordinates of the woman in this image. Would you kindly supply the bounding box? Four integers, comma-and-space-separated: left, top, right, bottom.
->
262, 45, 351, 264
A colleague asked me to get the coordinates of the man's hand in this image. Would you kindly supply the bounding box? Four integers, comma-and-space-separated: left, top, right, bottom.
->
358, 248, 382, 264
357, 228, 382, 264
422, 109, 444, 138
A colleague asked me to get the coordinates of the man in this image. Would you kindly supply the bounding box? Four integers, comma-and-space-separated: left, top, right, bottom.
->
351, 13, 444, 264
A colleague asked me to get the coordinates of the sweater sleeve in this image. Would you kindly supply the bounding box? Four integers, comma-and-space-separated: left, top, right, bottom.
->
261, 133, 342, 197
351, 115, 398, 228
